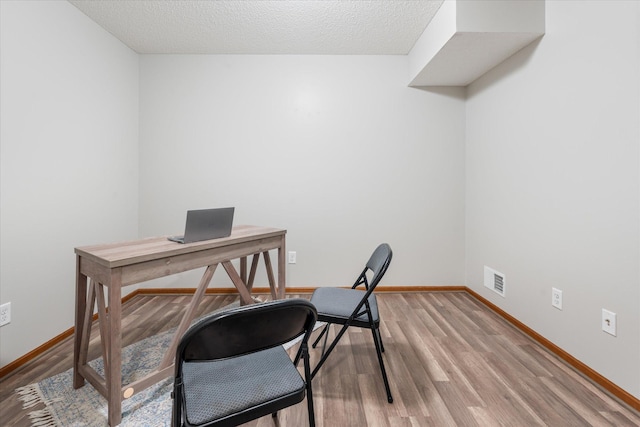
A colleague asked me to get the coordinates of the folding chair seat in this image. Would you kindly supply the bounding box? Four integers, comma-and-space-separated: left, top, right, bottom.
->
172, 298, 317, 427
309, 243, 393, 403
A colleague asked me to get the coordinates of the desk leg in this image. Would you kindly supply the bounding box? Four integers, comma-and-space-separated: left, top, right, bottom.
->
79, 281, 97, 368
106, 270, 123, 427
240, 257, 247, 284
73, 255, 87, 389
263, 252, 277, 300
247, 254, 260, 293
159, 264, 218, 370
222, 261, 254, 305
96, 282, 110, 375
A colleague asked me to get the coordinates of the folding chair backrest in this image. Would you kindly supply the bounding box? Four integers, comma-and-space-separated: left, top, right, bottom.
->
178, 299, 317, 362
360, 243, 393, 290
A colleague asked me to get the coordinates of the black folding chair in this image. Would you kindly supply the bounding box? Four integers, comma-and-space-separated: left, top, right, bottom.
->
172, 298, 317, 427
309, 243, 393, 403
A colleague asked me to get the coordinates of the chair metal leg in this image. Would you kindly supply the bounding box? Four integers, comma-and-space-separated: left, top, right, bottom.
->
370, 326, 393, 403
376, 328, 385, 353
319, 324, 331, 357
312, 323, 329, 348
303, 344, 316, 427
311, 323, 350, 379
171, 383, 182, 427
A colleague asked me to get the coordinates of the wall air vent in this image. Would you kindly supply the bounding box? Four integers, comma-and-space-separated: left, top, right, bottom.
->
484, 266, 506, 297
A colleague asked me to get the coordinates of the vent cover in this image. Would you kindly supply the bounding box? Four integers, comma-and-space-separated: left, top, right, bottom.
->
484, 266, 506, 297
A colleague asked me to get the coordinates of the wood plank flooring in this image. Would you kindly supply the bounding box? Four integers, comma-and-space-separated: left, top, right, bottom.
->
1, 292, 639, 426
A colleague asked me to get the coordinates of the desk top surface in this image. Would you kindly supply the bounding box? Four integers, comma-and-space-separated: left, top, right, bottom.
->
75, 225, 285, 268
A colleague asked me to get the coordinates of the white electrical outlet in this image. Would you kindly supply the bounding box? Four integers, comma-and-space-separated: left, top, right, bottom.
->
288, 251, 297, 264
602, 309, 617, 336
552, 288, 562, 310
0, 302, 11, 327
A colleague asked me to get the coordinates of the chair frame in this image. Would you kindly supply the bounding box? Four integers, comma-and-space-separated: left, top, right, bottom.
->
172, 298, 317, 427
310, 243, 393, 403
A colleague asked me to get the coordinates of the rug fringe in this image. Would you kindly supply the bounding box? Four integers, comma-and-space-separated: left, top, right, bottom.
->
15, 384, 44, 409
16, 384, 63, 427
27, 408, 58, 427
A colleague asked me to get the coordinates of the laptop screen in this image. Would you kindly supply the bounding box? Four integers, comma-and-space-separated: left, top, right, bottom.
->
169, 207, 234, 244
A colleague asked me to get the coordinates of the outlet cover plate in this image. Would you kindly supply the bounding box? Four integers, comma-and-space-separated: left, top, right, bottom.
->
552, 288, 562, 310
602, 309, 616, 336
0, 302, 11, 327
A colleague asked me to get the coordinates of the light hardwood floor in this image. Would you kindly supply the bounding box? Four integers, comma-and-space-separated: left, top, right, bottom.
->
1, 292, 639, 426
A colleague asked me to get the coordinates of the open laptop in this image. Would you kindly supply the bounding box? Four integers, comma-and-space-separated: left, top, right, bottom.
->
168, 207, 235, 244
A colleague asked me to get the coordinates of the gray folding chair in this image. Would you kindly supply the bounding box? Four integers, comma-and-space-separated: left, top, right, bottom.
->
309, 243, 393, 403
172, 298, 317, 427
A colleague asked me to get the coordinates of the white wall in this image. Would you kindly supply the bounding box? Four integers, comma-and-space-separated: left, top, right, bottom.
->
138, 55, 466, 289
465, 0, 640, 399
0, 1, 139, 367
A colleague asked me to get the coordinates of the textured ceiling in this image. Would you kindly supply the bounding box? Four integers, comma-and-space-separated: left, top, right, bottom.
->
68, 0, 444, 55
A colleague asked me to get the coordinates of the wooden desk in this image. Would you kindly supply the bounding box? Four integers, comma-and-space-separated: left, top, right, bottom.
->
73, 225, 286, 426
